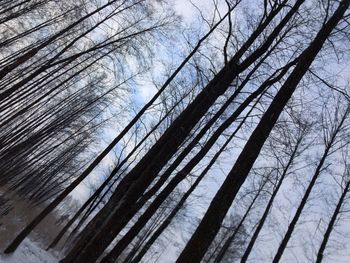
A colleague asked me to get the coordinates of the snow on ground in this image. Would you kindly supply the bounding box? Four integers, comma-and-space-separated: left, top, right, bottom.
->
0, 239, 59, 263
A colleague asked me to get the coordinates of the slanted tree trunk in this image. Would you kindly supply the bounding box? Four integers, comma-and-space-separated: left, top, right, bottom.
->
101, 92, 262, 263
240, 134, 303, 263
272, 107, 349, 263
315, 180, 350, 263
213, 178, 268, 263
59, 3, 299, 261
176, 2, 349, 261
3, 7, 233, 253
47, 94, 183, 249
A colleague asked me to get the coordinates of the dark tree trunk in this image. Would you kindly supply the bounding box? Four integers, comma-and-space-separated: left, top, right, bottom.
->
272, 110, 348, 263
59, 3, 295, 261
3, 7, 230, 253
240, 136, 302, 263
100, 95, 261, 263
315, 180, 350, 263
176, 1, 349, 261
213, 178, 267, 263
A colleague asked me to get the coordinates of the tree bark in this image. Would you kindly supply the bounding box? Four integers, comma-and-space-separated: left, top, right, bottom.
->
240, 136, 302, 263
59, 3, 295, 260
176, 1, 349, 261
3, 5, 231, 253
315, 181, 350, 263
272, 108, 348, 263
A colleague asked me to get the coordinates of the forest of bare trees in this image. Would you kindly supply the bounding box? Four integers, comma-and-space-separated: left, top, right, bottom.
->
1, 0, 350, 262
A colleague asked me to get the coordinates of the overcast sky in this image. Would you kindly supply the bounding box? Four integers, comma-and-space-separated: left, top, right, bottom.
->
71, 1, 350, 262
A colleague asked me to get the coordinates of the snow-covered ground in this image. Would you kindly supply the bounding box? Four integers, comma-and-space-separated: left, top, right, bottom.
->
0, 187, 79, 263
0, 239, 59, 263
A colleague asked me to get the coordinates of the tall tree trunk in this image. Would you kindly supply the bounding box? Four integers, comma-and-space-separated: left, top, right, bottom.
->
240, 136, 303, 263
59, 3, 298, 261
176, 2, 349, 261
213, 178, 267, 263
47, 95, 182, 249
68, 56, 289, 263
272, 108, 348, 263
3, 7, 232, 253
315, 180, 350, 263
101, 94, 262, 263
118, 57, 296, 263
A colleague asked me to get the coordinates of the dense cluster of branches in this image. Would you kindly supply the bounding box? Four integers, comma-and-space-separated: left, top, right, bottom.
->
0, 0, 175, 203
1, 0, 350, 262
